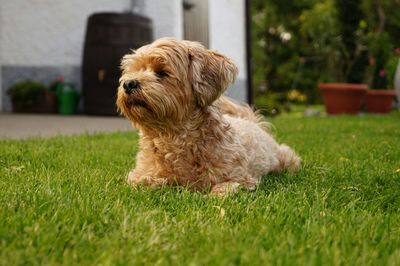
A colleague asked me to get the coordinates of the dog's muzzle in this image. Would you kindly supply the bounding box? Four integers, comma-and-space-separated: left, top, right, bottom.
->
123, 80, 140, 94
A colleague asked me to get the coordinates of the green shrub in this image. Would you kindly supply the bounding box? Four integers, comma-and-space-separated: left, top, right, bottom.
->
7, 81, 48, 106
335, 0, 369, 83
366, 33, 393, 89
254, 91, 288, 116
251, 0, 400, 105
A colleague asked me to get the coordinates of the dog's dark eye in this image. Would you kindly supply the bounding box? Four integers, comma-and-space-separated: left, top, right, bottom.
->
155, 70, 168, 78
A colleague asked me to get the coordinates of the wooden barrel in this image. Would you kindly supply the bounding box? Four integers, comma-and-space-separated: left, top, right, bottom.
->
82, 12, 153, 115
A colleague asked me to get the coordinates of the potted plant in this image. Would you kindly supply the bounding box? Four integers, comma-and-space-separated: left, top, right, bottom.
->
365, 36, 397, 113
365, 89, 395, 113
319, 83, 368, 114
7, 81, 57, 113
318, 0, 369, 115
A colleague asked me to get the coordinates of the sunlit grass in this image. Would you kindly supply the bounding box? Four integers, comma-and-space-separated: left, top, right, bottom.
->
1, 113, 400, 265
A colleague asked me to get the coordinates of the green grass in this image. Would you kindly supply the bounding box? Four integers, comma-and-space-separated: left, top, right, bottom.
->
1, 113, 400, 265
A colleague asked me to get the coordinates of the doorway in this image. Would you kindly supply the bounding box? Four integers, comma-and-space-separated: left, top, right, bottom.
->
183, 0, 209, 48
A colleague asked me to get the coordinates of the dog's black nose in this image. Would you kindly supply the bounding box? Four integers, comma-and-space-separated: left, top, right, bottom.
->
123, 80, 140, 94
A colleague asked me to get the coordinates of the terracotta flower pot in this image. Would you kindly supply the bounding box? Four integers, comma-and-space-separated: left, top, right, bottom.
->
319, 83, 368, 115
365, 89, 395, 113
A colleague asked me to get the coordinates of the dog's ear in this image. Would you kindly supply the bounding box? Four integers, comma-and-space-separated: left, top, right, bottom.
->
188, 46, 238, 107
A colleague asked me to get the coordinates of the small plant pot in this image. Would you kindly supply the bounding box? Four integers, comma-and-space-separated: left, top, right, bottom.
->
365, 89, 395, 113
11, 91, 57, 113
319, 83, 368, 115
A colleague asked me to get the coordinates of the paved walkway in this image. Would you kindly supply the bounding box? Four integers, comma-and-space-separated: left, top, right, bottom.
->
0, 113, 132, 139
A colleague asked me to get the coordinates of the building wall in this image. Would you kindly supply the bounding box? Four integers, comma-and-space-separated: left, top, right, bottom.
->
145, 0, 183, 41
0, 0, 246, 111
209, 0, 247, 102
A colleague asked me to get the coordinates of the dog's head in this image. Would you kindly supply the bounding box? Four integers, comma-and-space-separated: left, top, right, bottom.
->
116, 38, 238, 128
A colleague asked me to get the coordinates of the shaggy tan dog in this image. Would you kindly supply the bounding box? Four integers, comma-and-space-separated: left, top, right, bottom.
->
116, 38, 300, 196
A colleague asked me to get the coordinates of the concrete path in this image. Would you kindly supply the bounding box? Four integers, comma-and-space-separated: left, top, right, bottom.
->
0, 113, 132, 139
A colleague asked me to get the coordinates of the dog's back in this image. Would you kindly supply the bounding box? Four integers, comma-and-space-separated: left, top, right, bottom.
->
216, 96, 272, 131
216, 96, 258, 122
218, 96, 301, 175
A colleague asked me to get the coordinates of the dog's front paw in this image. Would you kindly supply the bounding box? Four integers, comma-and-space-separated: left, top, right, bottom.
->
127, 171, 140, 186
211, 182, 242, 197
127, 171, 167, 188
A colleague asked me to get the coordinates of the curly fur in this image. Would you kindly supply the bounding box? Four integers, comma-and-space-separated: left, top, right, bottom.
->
116, 38, 301, 196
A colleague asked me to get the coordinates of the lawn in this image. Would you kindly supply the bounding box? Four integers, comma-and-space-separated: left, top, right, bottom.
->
1, 113, 400, 265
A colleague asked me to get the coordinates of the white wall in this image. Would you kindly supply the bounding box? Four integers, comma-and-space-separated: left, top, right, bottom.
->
209, 0, 246, 81
145, 0, 183, 40
1, 0, 129, 66
0, 0, 183, 67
